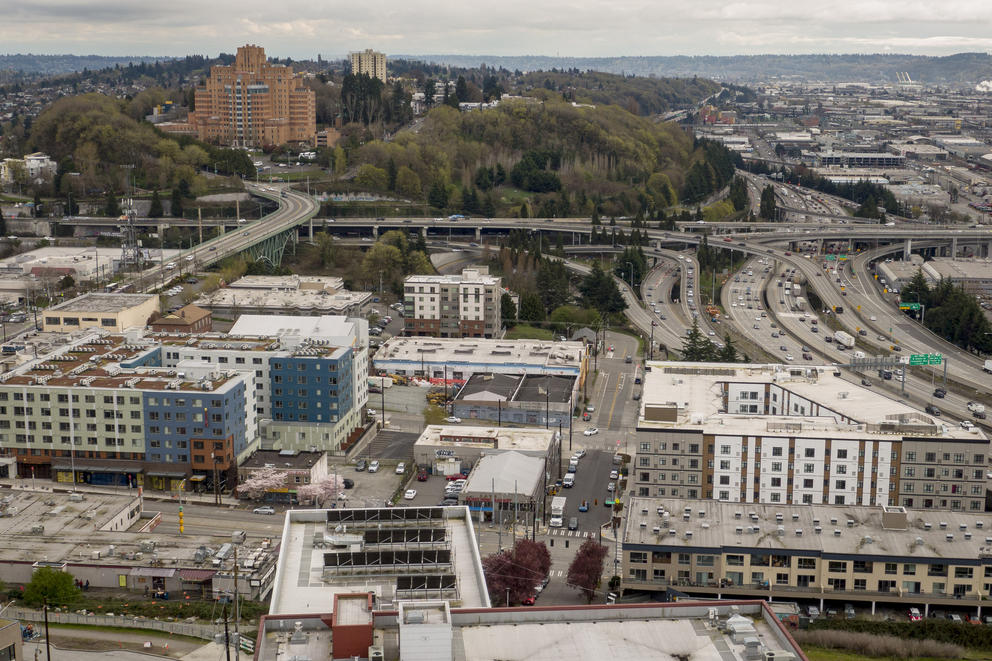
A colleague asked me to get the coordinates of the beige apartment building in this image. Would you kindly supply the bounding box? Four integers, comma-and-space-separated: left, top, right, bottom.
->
190, 44, 316, 148
635, 362, 989, 513
622, 497, 992, 615
349, 49, 387, 82
403, 268, 502, 338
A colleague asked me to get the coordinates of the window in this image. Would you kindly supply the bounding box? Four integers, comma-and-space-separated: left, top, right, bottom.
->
797, 558, 816, 570
805, 448, 815, 458
772, 446, 783, 457
836, 449, 848, 459
828, 561, 847, 573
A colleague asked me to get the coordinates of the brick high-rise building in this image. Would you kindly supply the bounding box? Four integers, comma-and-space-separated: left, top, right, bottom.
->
190, 44, 316, 148
349, 49, 387, 82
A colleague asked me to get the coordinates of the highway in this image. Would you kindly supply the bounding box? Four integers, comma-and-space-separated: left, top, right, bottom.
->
121, 183, 318, 293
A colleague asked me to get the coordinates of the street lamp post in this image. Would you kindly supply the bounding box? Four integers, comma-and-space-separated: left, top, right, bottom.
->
649, 321, 656, 360
626, 261, 635, 290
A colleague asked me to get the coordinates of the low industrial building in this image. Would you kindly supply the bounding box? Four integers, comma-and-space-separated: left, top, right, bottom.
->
622, 496, 992, 615
0, 246, 115, 282
149, 304, 212, 334
0, 489, 278, 601
196, 275, 372, 317
451, 372, 578, 427
636, 361, 989, 512
875, 255, 928, 292
373, 337, 587, 386
42, 293, 159, 333
412, 425, 558, 478
921, 258, 992, 296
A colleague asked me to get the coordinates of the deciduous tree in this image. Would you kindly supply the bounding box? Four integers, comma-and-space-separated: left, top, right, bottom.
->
566, 535, 608, 603
23, 566, 81, 607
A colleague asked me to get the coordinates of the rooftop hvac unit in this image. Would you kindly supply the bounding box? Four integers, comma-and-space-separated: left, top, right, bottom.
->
369, 647, 384, 661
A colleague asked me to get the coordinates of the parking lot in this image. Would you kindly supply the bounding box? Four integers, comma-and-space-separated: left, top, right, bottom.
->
329, 457, 408, 508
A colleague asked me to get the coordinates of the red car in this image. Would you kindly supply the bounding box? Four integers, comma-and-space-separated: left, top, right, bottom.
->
446, 472, 468, 481
521, 595, 536, 606
416, 469, 428, 482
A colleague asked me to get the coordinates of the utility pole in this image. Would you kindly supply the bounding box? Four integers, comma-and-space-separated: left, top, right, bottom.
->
43, 599, 51, 661
222, 605, 232, 661
233, 548, 240, 644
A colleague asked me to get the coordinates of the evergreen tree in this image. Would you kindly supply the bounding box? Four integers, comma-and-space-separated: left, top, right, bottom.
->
148, 190, 163, 218
759, 185, 777, 220
681, 318, 718, 362
104, 191, 121, 217
500, 292, 517, 327
387, 158, 398, 191
717, 334, 740, 362
428, 180, 449, 209
170, 187, 184, 218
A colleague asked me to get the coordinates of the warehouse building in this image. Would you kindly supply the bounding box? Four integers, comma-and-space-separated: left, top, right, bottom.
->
636, 361, 989, 512
412, 425, 558, 479
451, 372, 578, 428
622, 497, 992, 615
373, 337, 587, 387
42, 293, 159, 332
196, 275, 372, 317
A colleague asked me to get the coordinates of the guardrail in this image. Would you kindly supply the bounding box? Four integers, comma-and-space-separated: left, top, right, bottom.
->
10, 605, 219, 640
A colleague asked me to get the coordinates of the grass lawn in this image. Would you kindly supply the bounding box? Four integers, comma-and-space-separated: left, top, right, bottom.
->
803, 645, 992, 661
505, 324, 554, 340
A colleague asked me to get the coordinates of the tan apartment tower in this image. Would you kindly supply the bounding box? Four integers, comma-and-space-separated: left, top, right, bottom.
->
349, 49, 387, 82
190, 44, 316, 148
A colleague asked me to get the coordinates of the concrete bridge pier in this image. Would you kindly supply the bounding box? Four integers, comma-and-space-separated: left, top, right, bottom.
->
951, 236, 958, 257
903, 238, 912, 260
158, 224, 168, 239
372, 225, 379, 239
308, 218, 314, 242
475, 227, 481, 241
987, 241, 992, 258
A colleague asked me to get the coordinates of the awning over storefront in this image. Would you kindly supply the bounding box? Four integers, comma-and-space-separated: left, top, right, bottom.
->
145, 471, 188, 478
177, 569, 217, 582
51, 463, 142, 473
129, 567, 176, 578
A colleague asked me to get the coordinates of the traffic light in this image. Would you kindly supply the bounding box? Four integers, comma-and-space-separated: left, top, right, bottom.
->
178, 505, 184, 535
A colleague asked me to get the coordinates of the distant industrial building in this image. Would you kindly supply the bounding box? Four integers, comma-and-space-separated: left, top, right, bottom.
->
811, 151, 906, 168
349, 49, 387, 82
636, 361, 988, 512
922, 258, 992, 296
403, 268, 502, 338
42, 293, 159, 333
196, 275, 372, 317
189, 44, 316, 148
373, 337, 587, 386
0, 246, 115, 283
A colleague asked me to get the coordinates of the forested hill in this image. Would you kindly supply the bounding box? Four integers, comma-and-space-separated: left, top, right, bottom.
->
0, 54, 175, 76
399, 52, 992, 84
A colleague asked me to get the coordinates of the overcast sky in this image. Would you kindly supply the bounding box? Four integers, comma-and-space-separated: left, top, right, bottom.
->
3, 0, 992, 59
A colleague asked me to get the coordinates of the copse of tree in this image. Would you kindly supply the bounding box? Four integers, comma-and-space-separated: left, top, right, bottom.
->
900, 269, 992, 354
22, 566, 81, 607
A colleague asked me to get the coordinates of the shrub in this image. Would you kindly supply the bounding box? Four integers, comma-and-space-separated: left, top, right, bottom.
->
808, 617, 992, 651
795, 628, 964, 659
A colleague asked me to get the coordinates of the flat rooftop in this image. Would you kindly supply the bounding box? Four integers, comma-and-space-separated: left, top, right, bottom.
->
226, 275, 344, 290
255, 599, 805, 661
375, 337, 585, 372
454, 373, 577, 404
228, 315, 361, 345
49, 293, 156, 313
196, 287, 371, 314
625, 496, 992, 563
242, 449, 324, 471
416, 425, 556, 454
269, 506, 490, 617
639, 361, 984, 441
924, 258, 992, 281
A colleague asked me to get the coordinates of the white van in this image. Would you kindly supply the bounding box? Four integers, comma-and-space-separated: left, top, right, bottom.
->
563, 474, 575, 488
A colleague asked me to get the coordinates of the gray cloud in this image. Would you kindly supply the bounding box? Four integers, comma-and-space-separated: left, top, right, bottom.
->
0, 0, 990, 57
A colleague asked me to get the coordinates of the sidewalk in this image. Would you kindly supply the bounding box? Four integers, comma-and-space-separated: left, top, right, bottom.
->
0, 476, 239, 507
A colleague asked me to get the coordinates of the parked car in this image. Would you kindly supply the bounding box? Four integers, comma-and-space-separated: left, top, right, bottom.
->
395, 462, 406, 474
368, 460, 380, 473
583, 428, 599, 436
573, 449, 586, 459
355, 459, 367, 471
417, 469, 428, 481
844, 603, 856, 619
907, 608, 922, 622
252, 506, 275, 515
444, 416, 462, 424
342, 478, 354, 489
568, 517, 578, 531
403, 489, 417, 500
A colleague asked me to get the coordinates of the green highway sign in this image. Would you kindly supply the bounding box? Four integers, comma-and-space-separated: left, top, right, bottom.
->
838, 254, 848, 260
899, 303, 922, 311
825, 255, 837, 261
908, 353, 942, 366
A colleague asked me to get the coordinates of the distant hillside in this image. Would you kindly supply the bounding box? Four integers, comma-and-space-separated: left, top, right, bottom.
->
0, 53, 175, 76
398, 52, 992, 84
